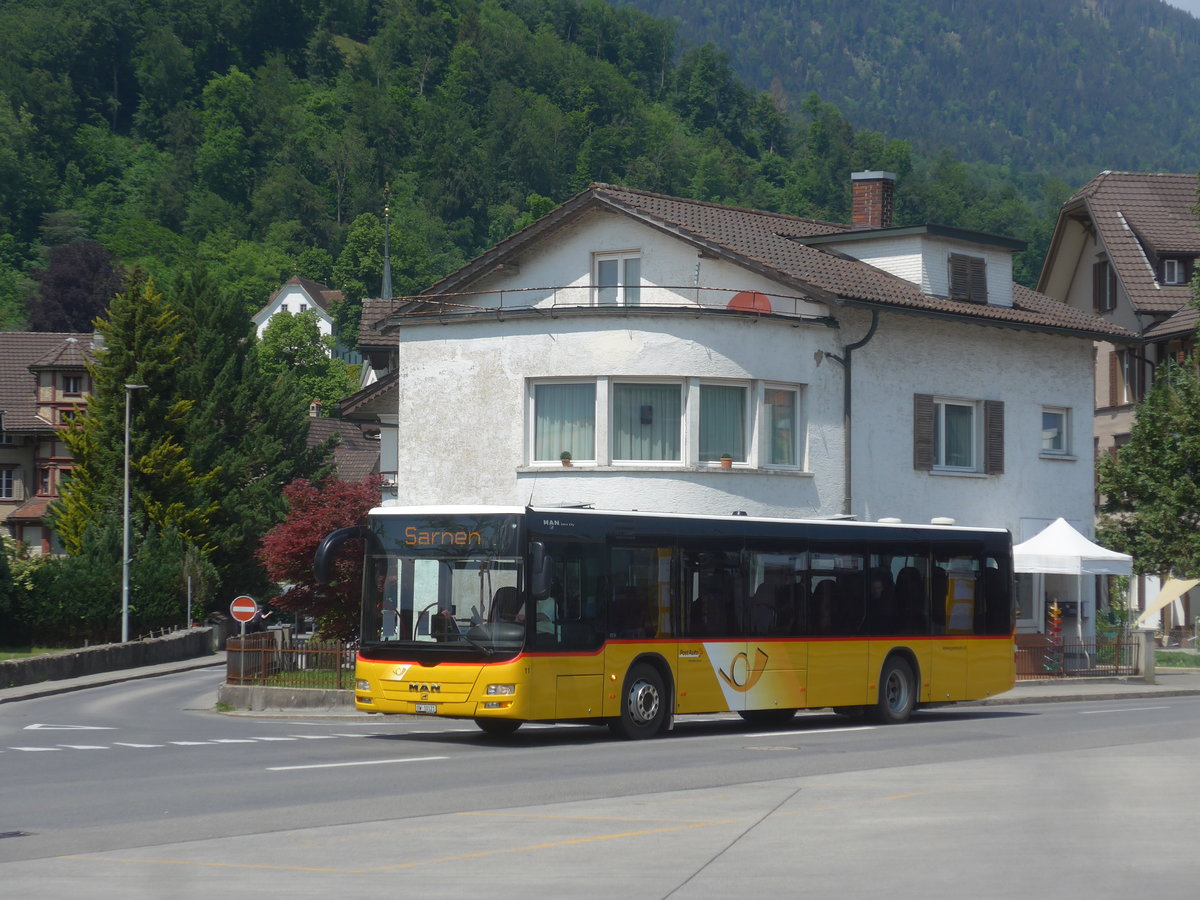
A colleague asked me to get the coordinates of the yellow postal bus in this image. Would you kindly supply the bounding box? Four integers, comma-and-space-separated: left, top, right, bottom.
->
316, 507, 1015, 739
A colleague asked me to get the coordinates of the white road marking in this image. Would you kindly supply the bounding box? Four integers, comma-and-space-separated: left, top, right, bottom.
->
10, 746, 62, 752
743, 726, 875, 738
268, 756, 449, 772
24, 724, 116, 731
113, 742, 164, 748
211, 738, 257, 743
248, 736, 297, 741
289, 734, 339, 740
1079, 706, 1169, 715
57, 744, 107, 750
169, 741, 216, 746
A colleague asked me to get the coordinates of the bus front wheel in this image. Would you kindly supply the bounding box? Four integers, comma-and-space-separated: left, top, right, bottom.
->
609, 662, 668, 740
871, 656, 916, 724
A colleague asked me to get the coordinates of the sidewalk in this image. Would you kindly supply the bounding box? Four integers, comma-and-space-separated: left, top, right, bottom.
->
0, 652, 226, 704
2, 652, 1198, 709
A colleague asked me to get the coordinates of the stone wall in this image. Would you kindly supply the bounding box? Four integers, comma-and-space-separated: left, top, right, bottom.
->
0, 628, 216, 688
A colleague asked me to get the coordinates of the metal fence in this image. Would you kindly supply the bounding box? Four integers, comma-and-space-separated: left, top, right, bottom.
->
225, 634, 356, 689
1015, 639, 1139, 680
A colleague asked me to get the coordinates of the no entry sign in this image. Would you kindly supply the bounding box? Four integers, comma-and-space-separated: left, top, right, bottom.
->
230, 595, 258, 623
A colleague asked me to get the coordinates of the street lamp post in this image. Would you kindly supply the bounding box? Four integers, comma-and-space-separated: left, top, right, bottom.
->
122, 383, 148, 643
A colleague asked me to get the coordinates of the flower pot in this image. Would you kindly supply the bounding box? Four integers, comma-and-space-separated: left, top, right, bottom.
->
561, 458, 571, 467
720, 457, 733, 469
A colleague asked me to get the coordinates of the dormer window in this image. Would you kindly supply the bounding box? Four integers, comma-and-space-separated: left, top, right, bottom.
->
594, 251, 641, 306
63, 374, 81, 395
1162, 258, 1188, 285
948, 253, 987, 303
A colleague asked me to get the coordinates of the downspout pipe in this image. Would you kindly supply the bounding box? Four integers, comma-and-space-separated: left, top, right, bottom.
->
823, 308, 879, 518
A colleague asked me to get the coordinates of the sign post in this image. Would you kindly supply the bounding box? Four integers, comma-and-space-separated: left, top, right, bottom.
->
229, 595, 258, 683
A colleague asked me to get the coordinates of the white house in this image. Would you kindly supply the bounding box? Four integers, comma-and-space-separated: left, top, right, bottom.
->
252, 275, 342, 344
350, 175, 1132, 635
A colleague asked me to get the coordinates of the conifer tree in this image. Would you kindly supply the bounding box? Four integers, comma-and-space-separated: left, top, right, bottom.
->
174, 269, 331, 599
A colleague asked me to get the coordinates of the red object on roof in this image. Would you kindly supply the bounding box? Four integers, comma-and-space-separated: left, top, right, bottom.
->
727, 290, 772, 313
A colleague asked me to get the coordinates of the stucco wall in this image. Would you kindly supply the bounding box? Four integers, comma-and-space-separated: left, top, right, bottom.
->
392, 311, 845, 518
846, 306, 1097, 534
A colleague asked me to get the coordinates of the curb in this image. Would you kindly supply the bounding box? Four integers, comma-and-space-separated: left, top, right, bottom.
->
0, 655, 225, 705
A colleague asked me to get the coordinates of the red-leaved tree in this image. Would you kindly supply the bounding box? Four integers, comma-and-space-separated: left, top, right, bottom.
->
257, 475, 382, 640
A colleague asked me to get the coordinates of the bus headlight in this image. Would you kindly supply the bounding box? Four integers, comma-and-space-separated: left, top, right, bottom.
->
485, 684, 516, 695
356, 679, 371, 692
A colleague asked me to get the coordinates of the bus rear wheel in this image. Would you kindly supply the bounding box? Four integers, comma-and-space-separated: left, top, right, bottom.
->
609, 662, 668, 740
474, 717, 522, 737
871, 656, 916, 724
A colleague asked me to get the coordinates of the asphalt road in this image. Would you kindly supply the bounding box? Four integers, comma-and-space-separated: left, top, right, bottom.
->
1, 667, 1197, 899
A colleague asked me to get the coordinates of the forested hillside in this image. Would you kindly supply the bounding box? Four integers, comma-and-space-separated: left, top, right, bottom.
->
1, 0, 1071, 337
625, 0, 1200, 177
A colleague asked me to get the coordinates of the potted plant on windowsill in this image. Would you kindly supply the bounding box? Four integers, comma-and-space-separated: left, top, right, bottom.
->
720, 453, 733, 469
560, 451, 572, 467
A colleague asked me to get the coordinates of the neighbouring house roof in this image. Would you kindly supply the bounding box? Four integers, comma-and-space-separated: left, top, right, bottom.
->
338, 371, 398, 418
259, 275, 344, 318
1049, 171, 1200, 316
7, 496, 53, 522
306, 417, 380, 482
371, 183, 1131, 342
1143, 304, 1200, 341
0, 332, 95, 432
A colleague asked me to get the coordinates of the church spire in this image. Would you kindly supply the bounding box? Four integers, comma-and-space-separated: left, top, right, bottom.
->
381, 182, 393, 300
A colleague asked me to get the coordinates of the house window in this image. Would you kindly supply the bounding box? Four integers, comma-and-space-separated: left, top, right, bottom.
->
38, 467, 51, 495
764, 387, 799, 466
612, 383, 680, 461
280, 303, 289, 313
59, 407, 78, 425
914, 394, 1004, 474
63, 374, 82, 395
299, 302, 309, 312
1041, 408, 1069, 455
595, 252, 641, 306
0, 430, 14, 446
0, 467, 15, 499
533, 383, 596, 462
948, 253, 987, 303
699, 384, 747, 462
1093, 260, 1117, 313
1109, 350, 1144, 406
1162, 258, 1186, 285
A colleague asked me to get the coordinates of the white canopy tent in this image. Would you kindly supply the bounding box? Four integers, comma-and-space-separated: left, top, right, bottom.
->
1013, 518, 1131, 643
1013, 518, 1132, 576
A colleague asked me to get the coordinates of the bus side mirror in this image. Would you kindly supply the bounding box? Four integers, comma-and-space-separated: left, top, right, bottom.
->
530, 541, 554, 600
313, 525, 382, 584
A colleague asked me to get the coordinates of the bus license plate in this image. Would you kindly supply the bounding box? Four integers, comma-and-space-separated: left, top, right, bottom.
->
414, 703, 437, 714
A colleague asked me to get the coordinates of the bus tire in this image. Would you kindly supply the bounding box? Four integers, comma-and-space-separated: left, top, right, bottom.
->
737, 708, 797, 725
871, 656, 916, 724
474, 717, 522, 737
609, 662, 668, 740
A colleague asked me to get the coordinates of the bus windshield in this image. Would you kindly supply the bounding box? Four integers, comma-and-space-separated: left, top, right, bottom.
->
360, 513, 525, 659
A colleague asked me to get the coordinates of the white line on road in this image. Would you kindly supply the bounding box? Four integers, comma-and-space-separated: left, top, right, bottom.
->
1078, 706, 1169, 715
113, 743, 165, 748
743, 726, 876, 738
57, 744, 107, 750
248, 736, 297, 741
10, 746, 62, 752
169, 741, 216, 746
267, 756, 449, 772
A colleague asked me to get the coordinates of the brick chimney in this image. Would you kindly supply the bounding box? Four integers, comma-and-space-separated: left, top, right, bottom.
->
850, 171, 895, 229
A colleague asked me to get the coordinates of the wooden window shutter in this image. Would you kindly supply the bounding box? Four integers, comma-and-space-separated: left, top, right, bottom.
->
1108, 351, 1120, 407
913, 394, 934, 471
948, 255, 969, 301
968, 256, 987, 302
1092, 262, 1104, 312
983, 400, 1004, 475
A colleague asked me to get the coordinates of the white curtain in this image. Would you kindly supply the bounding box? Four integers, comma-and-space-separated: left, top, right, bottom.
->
535, 383, 595, 460
699, 384, 746, 461
613, 383, 680, 460
938, 402, 974, 468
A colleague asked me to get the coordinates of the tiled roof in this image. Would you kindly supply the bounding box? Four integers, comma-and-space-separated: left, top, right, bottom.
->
266, 275, 344, 314
0, 332, 95, 432
358, 297, 410, 349
1143, 305, 1200, 341
1066, 172, 1200, 315
338, 371, 398, 418
306, 417, 380, 482
405, 184, 1131, 341
7, 496, 52, 522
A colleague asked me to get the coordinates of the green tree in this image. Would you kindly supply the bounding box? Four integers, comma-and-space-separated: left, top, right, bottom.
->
54, 272, 218, 556
258, 308, 358, 412
174, 268, 330, 600
1098, 359, 1200, 577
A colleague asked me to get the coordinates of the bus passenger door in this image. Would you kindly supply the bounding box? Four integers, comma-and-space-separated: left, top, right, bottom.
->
930, 553, 976, 701
677, 544, 746, 714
